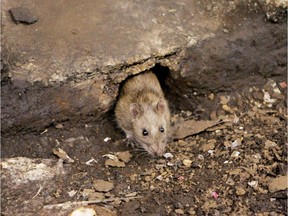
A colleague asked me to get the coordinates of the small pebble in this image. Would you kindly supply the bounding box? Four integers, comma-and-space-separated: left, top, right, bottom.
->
9, 7, 38, 24
69, 207, 96, 216
175, 208, 184, 215
248, 180, 258, 189
183, 159, 192, 168
93, 179, 114, 192
236, 186, 246, 196
231, 151, 240, 158
55, 124, 64, 129
197, 154, 204, 161
231, 139, 242, 149
103, 137, 111, 142
163, 152, 173, 159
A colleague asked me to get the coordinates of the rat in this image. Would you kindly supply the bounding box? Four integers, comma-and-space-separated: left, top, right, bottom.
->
115, 71, 170, 157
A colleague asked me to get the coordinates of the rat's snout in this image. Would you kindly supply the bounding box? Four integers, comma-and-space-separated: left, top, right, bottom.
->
156, 148, 165, 156
156, 150, 164, 157
151, 145, 165, 157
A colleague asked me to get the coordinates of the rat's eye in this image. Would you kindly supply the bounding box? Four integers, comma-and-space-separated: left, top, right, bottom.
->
142, 129, 149, 136
160, 127, 165, 133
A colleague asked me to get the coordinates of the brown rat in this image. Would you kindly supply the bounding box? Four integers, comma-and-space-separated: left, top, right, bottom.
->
115, 71, 170, 156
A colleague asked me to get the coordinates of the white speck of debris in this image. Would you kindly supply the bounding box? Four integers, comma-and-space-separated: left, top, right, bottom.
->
55, 124, 64, 129
263, 91, 277, 103
231, 151, 240, 158
55, 139, 60, 145
233, 115, 240, 124
239, 126, 244, 130
156, 175, 163, 181
231, 139, 242, 149
197, 154, 204, 161
104, 137, 111, 142
253, 153, 261, 160
224, 160, 229, 164
223, 28, 229, 33
273, 87, 281, 94
248, 180, 258, 188
85, 158, 98, 166
167, 162, 175, 166
40, 129, 48, 134
163, 152, 173, 159
68, 190, 77, 197
208, 150, 214, 156
215, 130, 222, 135
69, 207, 96, 216
102, 154, 118, 160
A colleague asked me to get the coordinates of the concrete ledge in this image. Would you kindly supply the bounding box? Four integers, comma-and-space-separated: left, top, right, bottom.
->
1, 0, 287, 132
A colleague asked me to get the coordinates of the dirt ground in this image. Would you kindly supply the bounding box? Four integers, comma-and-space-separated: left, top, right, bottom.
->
1, 0, 287, 215
2, 78, 287, 215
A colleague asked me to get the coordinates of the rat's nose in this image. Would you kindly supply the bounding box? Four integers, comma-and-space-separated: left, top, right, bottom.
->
150, 144, 165, 157
155, 148, 164, 157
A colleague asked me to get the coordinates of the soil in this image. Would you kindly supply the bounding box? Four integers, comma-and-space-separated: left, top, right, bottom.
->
2, 79, 287, 215
1, 1, 287, 215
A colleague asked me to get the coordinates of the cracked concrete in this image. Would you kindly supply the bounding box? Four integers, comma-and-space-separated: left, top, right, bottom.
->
2, 0, 220, 86
1, 0, 287, 132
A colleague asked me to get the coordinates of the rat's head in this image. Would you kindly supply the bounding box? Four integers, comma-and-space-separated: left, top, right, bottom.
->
129, 99, 170, 157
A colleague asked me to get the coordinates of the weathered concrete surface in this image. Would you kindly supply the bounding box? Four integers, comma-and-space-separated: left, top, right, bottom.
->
1, 0, 287, 132
1, 157, 69, 215
168, 13, 287, 111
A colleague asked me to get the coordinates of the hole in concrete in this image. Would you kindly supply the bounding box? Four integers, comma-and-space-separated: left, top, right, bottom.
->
151, 63, 170, 92
110, 65, 173, 139
115, 64, 171, 103
150, 64, 179, 113
111, 65, 176, 139
115, 64, 178, 116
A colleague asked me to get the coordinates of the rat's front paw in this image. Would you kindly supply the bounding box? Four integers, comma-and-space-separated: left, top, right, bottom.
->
125, 137, 138, 148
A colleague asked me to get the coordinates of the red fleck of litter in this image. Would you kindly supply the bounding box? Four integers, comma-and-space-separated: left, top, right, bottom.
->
178, 176, 185, 181
212, 191, 219, 199
279, 82, 287, 89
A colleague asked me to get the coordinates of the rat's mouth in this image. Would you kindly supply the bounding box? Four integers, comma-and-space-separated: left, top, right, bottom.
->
144, 144, 165, 157
132, 138, 166, 157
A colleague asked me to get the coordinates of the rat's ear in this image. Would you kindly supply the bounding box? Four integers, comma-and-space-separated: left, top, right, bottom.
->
130, 103, 141, 117
156, 99, 167, 113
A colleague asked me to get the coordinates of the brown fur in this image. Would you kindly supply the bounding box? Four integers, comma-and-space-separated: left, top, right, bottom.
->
115, 71, 170, 156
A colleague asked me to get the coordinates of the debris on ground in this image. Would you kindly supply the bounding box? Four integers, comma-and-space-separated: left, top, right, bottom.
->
2, 79, 287, 215
9, 7, 38, 24
53, 147, 75, 163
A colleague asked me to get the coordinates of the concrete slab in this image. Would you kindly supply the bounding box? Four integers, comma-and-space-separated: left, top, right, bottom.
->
1, 0, 221, 132
2, 0, 221, 86
1, 0, 287, 132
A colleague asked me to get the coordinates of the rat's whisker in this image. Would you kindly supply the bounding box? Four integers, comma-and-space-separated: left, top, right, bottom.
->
135, 151, 149, 159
